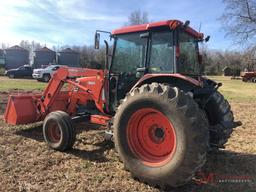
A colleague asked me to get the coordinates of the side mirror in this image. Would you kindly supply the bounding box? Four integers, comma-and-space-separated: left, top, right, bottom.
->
94, 32, 100, 49
205, 35, 210, 42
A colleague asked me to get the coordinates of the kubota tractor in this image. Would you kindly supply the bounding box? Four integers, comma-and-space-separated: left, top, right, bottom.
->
4, 20, 240, 188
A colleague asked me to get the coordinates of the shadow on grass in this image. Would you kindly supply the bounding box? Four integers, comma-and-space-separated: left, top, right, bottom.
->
15, 122, 114, 163
67, 140, 114, 163
15, 122, 100, 142
167, 150, 256, 192
15, 125, 44, 142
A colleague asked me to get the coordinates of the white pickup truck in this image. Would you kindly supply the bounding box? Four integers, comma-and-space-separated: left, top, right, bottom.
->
32, 65, 62, 82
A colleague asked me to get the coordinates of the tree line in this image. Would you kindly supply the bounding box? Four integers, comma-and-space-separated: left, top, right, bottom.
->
202, 46, 256, 75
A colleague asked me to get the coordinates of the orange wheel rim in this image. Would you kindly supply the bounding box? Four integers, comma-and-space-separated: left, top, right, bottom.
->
127, 108, 176, 167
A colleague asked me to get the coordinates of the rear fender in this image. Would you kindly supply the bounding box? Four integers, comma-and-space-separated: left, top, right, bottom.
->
130, 74, 202, 92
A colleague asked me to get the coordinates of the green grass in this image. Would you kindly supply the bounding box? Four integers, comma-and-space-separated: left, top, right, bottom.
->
0, 76, 255, 102
208, 76, 256, 102
0, 77, 46, 91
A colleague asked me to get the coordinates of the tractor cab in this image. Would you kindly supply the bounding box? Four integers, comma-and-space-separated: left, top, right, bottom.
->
95, 20, 209, 112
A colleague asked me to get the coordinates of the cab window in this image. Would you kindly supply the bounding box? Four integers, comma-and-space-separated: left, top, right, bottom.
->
149, 31, 174, 73
177, 32, 199, 74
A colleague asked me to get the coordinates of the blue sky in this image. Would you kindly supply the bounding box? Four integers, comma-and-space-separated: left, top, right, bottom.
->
0, 0, 235, 50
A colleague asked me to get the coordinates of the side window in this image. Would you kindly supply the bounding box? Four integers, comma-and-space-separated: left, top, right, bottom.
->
178, 32, 199, 74
149, 31, 174, 73
112, 33, 147, 74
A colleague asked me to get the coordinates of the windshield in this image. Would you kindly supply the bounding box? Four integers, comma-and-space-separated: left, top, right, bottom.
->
177, 32, 199, 75
45, 65, 57, 70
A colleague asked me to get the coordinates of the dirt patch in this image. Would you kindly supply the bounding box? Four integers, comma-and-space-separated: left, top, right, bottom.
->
0, 91, 8, 115
0, 95, 255, 191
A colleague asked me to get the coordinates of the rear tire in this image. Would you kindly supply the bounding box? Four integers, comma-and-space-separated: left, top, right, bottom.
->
113, 83, 209, 188
43, 111, 76, 151
205, 91, 234, 149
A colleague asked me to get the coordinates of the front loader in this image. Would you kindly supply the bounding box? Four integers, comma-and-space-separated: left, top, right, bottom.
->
3, 19, 240, 188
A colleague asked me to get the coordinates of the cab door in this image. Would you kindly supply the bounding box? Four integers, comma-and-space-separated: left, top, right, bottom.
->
108, 32, 148, 112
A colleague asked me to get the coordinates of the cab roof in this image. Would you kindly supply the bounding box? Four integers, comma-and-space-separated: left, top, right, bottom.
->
112, 19, 203, 39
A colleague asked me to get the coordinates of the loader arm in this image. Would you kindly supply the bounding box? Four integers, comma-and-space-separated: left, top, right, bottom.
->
4, 66, 107, 125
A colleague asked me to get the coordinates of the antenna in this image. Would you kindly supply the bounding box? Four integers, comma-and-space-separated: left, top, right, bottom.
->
199, 22, 202, 32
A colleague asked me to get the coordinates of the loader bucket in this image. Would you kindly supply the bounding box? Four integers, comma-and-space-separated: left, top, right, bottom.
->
4, 95, 40, 125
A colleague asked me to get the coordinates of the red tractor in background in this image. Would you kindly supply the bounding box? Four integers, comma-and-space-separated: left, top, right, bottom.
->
241, 71, 256, 82
4, 20, 240, 188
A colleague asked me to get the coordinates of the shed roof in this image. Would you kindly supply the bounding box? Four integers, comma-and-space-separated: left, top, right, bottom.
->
35, 47, 55, 52
59, 48, 79, 54
6, 45, 28, 51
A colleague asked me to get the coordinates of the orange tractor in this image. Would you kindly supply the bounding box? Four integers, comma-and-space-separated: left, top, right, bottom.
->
4, 20, 240, 188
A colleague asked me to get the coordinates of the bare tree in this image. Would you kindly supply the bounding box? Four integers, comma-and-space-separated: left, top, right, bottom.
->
1, 43, 9, 49
221, 0, 256, 44
127, 10, 149, 25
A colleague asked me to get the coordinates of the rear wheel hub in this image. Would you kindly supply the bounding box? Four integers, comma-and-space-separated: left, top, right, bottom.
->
151, 127, 165, 143
127, 108, 176, 167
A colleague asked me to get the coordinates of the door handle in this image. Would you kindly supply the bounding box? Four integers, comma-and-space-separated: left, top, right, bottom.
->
136, 67, 146, 73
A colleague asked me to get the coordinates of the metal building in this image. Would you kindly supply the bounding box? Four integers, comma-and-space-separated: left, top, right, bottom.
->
58, 48, 80, 67
0, 49, 4, 67
5, 45, 29, 69
34, 47, 56, 68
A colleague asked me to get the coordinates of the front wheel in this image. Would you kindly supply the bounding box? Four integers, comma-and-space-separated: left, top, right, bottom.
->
43, 74, 51, 82
43, 111, 76, 151
9, 74, 15, 78
113, 83, 209, 188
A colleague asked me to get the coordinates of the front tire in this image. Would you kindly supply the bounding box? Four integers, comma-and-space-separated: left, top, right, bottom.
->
43, 111, 76, 151
113, 83, 209, 188
43, 74, 51, 82
9, 74, 15, 78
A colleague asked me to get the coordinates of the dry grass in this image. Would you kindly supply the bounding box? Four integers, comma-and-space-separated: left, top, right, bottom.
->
208, 76, 256, 102
0, 76, 255, 192
0, 76, 46, 91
